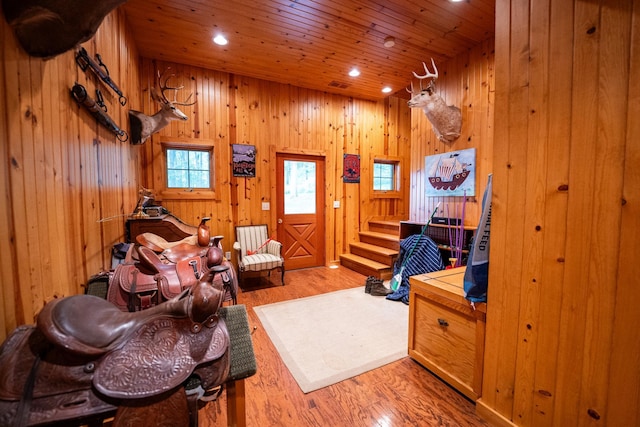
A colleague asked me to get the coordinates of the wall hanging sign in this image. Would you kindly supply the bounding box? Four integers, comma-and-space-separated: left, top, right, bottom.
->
232, 144, 256, 177
343, 154, 360, 183
425, 148, 476, 197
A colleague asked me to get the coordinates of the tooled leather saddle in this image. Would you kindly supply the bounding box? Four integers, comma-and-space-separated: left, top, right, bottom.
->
0, 272, 230, 427
106, 234, 238, 312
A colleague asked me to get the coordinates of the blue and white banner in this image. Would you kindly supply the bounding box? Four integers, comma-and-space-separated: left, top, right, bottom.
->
464, 174, 492, 303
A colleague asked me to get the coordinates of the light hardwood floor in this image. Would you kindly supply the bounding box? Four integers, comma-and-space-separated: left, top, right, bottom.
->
199, 266, 489, 427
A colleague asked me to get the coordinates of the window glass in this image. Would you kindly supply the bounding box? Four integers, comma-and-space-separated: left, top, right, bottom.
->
166, 148, 211, 189
284, 160, 316, 214
373, 162, 395, 191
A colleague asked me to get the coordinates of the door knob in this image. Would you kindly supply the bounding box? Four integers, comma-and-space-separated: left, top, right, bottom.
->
278, 218, 283, 224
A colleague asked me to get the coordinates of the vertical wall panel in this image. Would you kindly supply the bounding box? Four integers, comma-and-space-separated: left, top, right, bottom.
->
0, 18, 16, 335
529, 0, 574, 423
0, 8, 140, 339
478, 1, 639, 426
574, 2, 630, 425
552, 1, 601, 422
607, 2, 640, 425
511, 0, 550, 423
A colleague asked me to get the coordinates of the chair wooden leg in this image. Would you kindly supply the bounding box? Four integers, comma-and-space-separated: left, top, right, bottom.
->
281, 267, 285, 286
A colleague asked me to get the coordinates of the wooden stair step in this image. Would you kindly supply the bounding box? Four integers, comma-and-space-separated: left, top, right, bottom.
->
339, 253, 393, 280
368, 220, 401, 236
358, 231, 400, 250
349, 242, 398, 266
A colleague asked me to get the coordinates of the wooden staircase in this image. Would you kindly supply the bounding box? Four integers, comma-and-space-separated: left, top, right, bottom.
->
339, 220, 401, 279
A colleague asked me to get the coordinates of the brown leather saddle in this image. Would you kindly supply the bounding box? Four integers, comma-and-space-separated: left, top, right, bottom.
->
0, 273, 230, 427
107, 232, 238, 311
134, 216, 214, 252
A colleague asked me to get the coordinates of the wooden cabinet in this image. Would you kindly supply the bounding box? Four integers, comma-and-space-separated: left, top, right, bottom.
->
408, 268, 486, 401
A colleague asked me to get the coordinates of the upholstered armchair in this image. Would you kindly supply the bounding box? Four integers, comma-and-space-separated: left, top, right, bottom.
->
233, 225, 285, 287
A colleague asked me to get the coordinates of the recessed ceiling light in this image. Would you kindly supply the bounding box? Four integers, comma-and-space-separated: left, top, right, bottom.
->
382, 86, 393, 93
383, 36, 395, 48
348, 68, 360, 77
213, 34, 228, 45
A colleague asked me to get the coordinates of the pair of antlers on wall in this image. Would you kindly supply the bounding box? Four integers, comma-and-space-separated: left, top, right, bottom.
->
129, 69, 196, 145
407, 58, 462, 143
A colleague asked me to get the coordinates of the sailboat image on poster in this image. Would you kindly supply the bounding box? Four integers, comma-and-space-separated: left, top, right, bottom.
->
425, 148, 475, 197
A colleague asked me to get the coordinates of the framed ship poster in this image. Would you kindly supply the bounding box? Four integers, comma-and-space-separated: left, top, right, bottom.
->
425, 148, 476, 197
343, 154, 360, 183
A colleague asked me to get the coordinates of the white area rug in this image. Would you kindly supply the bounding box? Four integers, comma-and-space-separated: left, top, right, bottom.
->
253, 287, 408, 393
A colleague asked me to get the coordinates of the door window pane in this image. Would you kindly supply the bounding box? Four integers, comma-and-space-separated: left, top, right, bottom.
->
284, 160, 316, 214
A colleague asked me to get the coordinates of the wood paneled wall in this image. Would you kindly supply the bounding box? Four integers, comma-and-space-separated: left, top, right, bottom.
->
0, 10, 141, 339
140, 59, 412, 264
477, 1, 640, 426
409, 38, 495, 227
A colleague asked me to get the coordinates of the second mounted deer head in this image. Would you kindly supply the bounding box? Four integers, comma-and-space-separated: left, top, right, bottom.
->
128, 69, 196, 145
407, 58, 461, 143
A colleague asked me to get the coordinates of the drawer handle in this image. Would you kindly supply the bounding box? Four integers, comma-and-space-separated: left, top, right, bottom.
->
437, 318, 449, 327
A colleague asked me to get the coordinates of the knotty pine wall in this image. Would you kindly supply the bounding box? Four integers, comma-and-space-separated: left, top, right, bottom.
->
0, 9, 141, 339
477, 1, 640, 426
138, 58, 412, 265
409, 38, 495, 227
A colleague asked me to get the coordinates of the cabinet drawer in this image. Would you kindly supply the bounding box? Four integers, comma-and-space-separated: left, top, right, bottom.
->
409, 292, 478, 399
408, 269, 486, 401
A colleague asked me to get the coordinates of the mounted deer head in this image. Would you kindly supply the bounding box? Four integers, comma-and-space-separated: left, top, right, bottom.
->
128, 69, 196, 145
407, 58, 461, 143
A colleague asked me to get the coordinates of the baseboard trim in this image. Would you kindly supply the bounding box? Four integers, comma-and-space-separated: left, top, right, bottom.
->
476, 399, 517, 427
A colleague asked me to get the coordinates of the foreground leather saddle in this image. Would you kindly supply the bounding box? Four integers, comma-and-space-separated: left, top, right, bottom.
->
107, 229, 238, 311
0, 272, 231, 426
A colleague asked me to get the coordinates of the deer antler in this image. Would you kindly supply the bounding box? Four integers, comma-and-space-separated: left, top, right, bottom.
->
406, 81, 416, 94
412, 58, 439, 80
156, 68, 196, 106
406, 80, 427, 95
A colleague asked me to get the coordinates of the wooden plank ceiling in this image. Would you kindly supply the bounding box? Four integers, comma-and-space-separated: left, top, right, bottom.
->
122, 0, 494, 100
